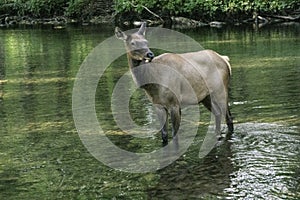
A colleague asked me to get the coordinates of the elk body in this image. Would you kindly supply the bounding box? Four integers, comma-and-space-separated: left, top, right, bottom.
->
115, 23, 233, 145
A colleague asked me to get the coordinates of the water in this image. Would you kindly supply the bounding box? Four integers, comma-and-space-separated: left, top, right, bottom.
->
0, 23, 299, 199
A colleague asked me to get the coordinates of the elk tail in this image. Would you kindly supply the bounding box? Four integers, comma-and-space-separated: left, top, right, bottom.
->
220, 55, 232, 76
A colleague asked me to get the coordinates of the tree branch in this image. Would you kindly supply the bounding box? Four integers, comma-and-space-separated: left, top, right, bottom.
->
129, 2, 164, 22
263, 14, 300, 21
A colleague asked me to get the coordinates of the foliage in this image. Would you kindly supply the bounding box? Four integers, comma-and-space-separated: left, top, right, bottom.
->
0, 0, 110, 19
65, 0, 92, 18
0, 0, 298, 20
0, 0, 67, 17
114, 0, 299, 20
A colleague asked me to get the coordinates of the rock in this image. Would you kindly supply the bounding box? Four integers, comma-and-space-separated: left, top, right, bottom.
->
133, 21, 143, 26
89, 15, 114, 24
209, 21, 226, 28
171, 17, 208, 28
0, 80, 7, 84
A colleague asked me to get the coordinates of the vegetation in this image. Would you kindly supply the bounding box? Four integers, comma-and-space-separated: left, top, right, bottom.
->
0, 0, 108, 18
0, 0, 299, 23
0, 0, 67, 17
114, 0, 299, 22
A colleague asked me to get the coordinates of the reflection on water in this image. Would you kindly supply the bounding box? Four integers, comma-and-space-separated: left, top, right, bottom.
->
0, 24, 299, 199
148, 139, 233, 199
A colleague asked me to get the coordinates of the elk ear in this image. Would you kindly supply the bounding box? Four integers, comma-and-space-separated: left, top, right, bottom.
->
115, 27, 127, 40
137, 22, 146, 36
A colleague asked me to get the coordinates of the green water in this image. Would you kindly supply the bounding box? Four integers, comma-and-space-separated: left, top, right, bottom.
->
0, 24, 299, 199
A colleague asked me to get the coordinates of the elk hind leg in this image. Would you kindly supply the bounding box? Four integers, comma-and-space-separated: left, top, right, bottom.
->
202, 96, 222, 139
212, 102, 222, 139
226, 105, 234, 133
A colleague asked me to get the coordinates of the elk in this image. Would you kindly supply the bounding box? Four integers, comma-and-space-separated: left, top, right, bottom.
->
115, 22, 233, 145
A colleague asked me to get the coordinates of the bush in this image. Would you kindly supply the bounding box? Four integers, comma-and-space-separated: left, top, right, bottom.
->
0, 0, 112, 20
0, 0, 67, 17
114, 0, 300, 21
65, 0, 89, 18
0, 0, 298, 21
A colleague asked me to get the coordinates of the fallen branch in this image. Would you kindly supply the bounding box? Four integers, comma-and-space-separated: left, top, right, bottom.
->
129, 2, 164, 22
264, 14, 300, 21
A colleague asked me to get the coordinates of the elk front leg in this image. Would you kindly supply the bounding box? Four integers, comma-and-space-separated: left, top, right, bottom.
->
155, 105, 168, 145
170, 105, 181, 138
171, 106, 181, 148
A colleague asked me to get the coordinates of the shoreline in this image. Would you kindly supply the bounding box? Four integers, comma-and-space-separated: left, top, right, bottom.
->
1, 14, 299, 29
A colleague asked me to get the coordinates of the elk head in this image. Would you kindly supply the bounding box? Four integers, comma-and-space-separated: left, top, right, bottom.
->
115, 22, 154, 63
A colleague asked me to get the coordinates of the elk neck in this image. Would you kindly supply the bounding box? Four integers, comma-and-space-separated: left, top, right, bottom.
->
127, 54, 142, 69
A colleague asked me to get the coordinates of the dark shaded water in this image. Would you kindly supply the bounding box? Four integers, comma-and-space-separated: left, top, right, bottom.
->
0, 24, 299, 199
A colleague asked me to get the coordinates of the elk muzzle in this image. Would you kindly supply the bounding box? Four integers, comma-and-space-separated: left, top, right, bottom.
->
144, 51, 155, 63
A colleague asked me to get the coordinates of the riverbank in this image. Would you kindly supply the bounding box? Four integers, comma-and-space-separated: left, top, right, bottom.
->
1, 14, 299, 30
0, 15, 115, 28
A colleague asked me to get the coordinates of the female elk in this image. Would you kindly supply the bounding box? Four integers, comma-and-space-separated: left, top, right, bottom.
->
115, 23, 233, 145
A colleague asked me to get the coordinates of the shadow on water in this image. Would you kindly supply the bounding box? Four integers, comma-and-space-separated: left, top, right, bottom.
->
148, 140, 233, 199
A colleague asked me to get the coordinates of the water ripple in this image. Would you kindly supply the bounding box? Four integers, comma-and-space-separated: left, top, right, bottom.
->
225, 123, 300, 199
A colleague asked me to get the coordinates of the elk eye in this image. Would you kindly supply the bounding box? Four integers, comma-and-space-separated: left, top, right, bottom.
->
131, 41, 135, 46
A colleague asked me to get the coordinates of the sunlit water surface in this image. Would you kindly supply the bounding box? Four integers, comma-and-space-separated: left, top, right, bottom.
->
0, 24, 299, 199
